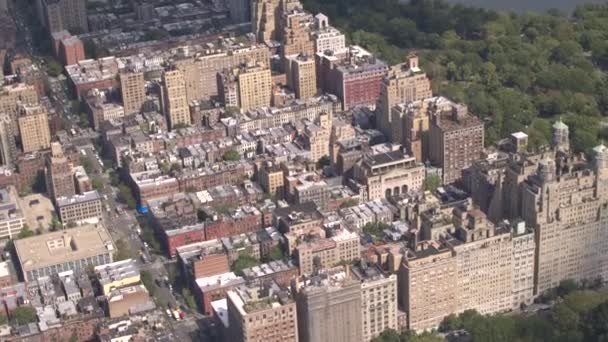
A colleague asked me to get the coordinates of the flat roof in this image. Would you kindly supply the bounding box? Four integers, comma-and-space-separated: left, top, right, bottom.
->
56, 190, 102, 207
15, 223, 114, 272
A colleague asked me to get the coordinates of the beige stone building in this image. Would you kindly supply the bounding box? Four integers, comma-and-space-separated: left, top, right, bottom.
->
281, 9, 315, 59
351, 262, 398, 341
56, 190, 103, 225
18, 104, 51, 153
391, 100, 431, 162
294, 267, 362, 342
258, 161, 285, 198
296, 228, 359, 276
198, 44, 270, 99
354, 147, 425, 200
428, 98, 484, 184
377, 54, 432, 140
237, 63, 272, 112
46, 142, 76, 200
329, 118, 355, 167
303, 123, 329, 163
522, 141, 608, 294
252, 0, 280, 43
227, 282, 298, 342
162, 69, 191, 129
447, 209, 515, 315
175, 58, 204, 104
119, 71, 146, 115
0, 83, 38, 117
399, 241, 457, 332
288, 54, 317, 99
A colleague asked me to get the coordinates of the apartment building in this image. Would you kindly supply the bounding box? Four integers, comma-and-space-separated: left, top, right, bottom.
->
391, 100, 431, 162
45, 142, 76, 200
227, 282, 298, 342
95, 258, 140, 295
294, 267, 362, 342
429, 98, 484, 184
351, 262, 398, 341
287, 54, 317, 99
521, 142, 608, 294
39, 0, 88, 34
296, 228, 359, 275
119, 71, 146, 115
377, 54, 432, 140
162, 69, 192, 129
18, 104, 51, 153
399, 241, 457, 332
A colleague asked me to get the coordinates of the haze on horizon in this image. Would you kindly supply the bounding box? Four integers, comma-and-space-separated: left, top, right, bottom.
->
442, 0, 606, 13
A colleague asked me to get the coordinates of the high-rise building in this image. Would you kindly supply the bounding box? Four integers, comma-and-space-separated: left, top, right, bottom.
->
58, 36, 85, 66
252, 0, 280, 43
228, 0, 251, 23
448, 209, 517, 315
39, 0, 88, 34
45, 142, 76, 200
226, 282, 298, 342
162, 69, 191, 129
0, 114, 17, 166
303, 123, 329, 163
391, 100, 430, 162
429, 99, 484, 184
228, 63, 272, 113
198, 44, 270, 99
281, 9, 315, 59
17, 104, 51, 153
399, 241, 457, 332
175, 58, 204, 104
521, 142, 608, 294
312, 14, 345, 54
120, 71, 146, 115
351, 262, 398, 341
0, 83, 39, 119
287, 54, 317, 99
377, 55, 432, 140
294, 267, 363, 342
333, 47, 388, 110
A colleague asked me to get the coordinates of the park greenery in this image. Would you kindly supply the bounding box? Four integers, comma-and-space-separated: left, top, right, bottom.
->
11, 306, 37, 325
302, 0, 608, 153
423, 174, 442, 192
223, 149, 241, 162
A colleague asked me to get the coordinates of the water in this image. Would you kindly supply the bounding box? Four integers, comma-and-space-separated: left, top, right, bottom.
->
443, 0, 606, 13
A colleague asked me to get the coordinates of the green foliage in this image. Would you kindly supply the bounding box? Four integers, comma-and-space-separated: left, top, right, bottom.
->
362, 222, 391, 241
439, 287, 608, 342
262, 245, 283, 263
46, 58, 63, 77
339, 198, 359, 209
302, 0, 608, 153
231, 254, 259, 276
182, 288, 197, 311
113, 239, 132, 261
92, 177, 104, 191
140, 271, 156, 296
423, 174, 442, 192
80, 156, 93, 174
78, 112, 91, 128
17, 225, 35, 239
118, 184, 137, 209
0, 314, 7, 325
223, 149, 241, 161
11, 306, 37, 325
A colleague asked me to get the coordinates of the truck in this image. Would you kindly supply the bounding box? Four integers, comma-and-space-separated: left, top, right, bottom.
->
172, 309, 181, 321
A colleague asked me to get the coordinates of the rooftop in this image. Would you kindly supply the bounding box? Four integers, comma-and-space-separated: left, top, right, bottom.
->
56, 190, 102, 207
15, 223, 114, 272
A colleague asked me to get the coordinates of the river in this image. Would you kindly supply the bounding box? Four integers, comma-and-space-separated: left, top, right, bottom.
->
443, 0, 606, 13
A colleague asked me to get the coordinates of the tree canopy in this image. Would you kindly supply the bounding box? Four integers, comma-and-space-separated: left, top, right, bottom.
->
302, 0, 608, 152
